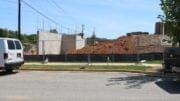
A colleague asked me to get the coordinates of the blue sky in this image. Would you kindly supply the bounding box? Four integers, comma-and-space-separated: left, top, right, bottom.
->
0, 0, 162, 39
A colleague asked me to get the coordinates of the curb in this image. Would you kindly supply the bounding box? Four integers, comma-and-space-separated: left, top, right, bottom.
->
20, 68, 162, 75
21, 68, 177, 78
20, 69, 173, 78
21, 69, 173, 78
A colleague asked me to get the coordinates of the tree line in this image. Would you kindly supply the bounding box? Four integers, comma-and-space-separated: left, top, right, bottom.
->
0, 28, 37, 44
159, 0, 180, 46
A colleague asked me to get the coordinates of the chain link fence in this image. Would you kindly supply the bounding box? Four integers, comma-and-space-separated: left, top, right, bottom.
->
24, 53, 163, 62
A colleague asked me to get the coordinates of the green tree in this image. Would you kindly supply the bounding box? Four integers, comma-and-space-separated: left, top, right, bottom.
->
50, 29, 58, 33
0, 28, 6, 37
0, 28, 37, 44
21, 34, 37, 44
0, 28, 17, 38
159, 0, 180, 46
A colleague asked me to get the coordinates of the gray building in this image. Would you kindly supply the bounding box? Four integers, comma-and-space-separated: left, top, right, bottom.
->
37, 31, 86, 55
155, 22, 164, 35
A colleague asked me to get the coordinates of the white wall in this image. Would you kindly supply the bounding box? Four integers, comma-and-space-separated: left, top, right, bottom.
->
76, 35, 86, 50
38, 31, 62, 55
38, 31, 86, 55
61, 35, 76, 54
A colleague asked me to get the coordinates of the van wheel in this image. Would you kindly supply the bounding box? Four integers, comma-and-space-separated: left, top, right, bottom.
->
175, 73, 180, 81
164, 64, 172, 73
14, 69, 20, 73
5, 69, 13, 73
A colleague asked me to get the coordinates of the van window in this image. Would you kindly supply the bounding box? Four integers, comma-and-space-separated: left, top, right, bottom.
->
7, 40, 15, 50
15, 41, 22, 49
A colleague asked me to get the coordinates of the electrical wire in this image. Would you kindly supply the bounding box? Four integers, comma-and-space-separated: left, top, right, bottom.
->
47, 0, 78, 24
1, 0, 79, 33
22, 0, 59, 25
22, 0, 76, 32
1, 0, 16, 3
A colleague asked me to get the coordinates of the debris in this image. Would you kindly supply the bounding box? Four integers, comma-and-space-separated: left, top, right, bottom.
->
67, 34, 169, 54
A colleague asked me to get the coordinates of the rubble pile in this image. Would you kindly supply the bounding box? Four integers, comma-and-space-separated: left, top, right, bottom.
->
67, 34, 169, 54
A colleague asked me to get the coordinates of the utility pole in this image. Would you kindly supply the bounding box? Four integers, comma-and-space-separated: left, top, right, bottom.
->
18, 0, 21, 40
81, 24, 84, 38
82, 24, 84, 34
92, 28, 96, 45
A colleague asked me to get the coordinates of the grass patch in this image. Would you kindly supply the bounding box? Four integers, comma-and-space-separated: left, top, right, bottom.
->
21, 64, 151, 71
145, 60, 163, 64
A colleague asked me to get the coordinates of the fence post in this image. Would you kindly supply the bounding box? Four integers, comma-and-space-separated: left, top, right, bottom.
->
136, 36, 140, 63
65, 54, 67, 62
88, 54, 91, 64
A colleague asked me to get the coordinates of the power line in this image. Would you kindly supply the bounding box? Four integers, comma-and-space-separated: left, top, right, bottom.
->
45, 0, 69, 26
47, 0, 82, 33
0, 0, 37, 14
22, 0, 59, 25
1, 0, 16, 3
47, 0, 78, 23
22, 0, 77, 33
46, 0, 64, 16
1, 0, 80, 34
50, 0, 66, 13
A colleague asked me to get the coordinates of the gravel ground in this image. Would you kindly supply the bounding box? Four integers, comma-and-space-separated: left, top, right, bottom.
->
0, 71, 180, 101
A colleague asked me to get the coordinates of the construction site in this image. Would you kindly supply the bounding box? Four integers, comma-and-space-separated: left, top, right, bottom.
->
67, 32, 171, 54
23, 30, 171, 62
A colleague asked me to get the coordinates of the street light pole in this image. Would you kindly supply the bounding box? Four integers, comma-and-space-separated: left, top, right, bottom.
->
18, 0, 21, 40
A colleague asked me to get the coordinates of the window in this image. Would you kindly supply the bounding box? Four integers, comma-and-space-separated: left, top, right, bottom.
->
15, 41, 22, 49
7, 40, 15, 50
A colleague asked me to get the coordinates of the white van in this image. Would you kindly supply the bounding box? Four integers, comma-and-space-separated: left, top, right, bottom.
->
0, 38, 24, 72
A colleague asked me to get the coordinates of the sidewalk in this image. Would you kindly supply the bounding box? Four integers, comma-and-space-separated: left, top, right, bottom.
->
24, 62, 161, 67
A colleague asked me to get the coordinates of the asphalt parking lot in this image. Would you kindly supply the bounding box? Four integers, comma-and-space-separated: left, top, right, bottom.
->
0, 71, 180, 101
